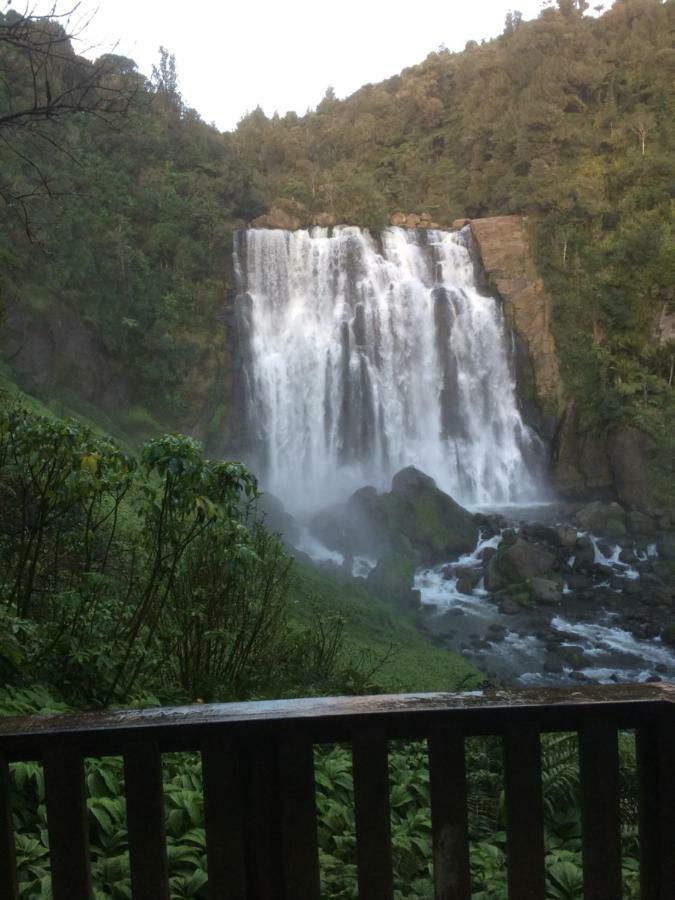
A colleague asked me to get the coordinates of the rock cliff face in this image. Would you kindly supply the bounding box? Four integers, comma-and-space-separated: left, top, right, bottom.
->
0, 297, 231, 447
469, 216, 564, 433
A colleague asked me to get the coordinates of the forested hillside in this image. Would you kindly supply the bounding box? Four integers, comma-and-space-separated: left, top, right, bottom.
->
1, 0, 674, 495
0, 17, 263, 442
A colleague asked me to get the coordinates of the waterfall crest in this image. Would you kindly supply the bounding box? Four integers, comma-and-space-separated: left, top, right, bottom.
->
234, 225, 544, 513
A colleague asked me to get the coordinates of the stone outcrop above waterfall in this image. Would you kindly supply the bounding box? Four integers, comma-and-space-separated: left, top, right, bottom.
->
251, 204, 304, 230
389, 212, 444, 230
468, 215, 564, 426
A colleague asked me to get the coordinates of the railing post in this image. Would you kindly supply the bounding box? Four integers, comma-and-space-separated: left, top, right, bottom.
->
352, 723, 394, 900
202, 735, 247, 900
428, 724, 470, 900
243, 740, 284, 900
43, 744, 92, 900
579, 720, 622, 900
637, 713, 675, 900
278, 731, 321, 899
503, 730, 546, 900
0, 754, 18, 900
124, 741, 169, 900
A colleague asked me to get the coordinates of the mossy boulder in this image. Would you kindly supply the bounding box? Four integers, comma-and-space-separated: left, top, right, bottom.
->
627, 510, 656, 536
383, 467, 478, 563
484, 538, 555, 592
572, 536, 595, 571
661, 624, 675, 647
528, 576, 563, 605
575, 501, 626, 538
311, 467, 478, 565
366, 553, 418, 609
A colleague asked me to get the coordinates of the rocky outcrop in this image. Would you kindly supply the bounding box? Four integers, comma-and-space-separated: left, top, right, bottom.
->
552, 398, 614, 499
575, 501, 627, 539
389, 212, 444, 230
1, 301, 131, 412
311, 466, 479, 566
1, 294, 232, 446
251, 204, 304, 230
552, 399, 658, 508
607, 427, 656, 509
469, 215, 564, 431
653, 302, 675, 346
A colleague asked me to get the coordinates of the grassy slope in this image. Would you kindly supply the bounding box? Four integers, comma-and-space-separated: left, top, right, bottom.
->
0, 362, 165, 451
290, 562, 482, 693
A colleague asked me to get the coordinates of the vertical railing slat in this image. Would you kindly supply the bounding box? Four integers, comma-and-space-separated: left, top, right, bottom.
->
278, 731, 321, 899
352, 725, 394, 900
637, 716, 675, 900
124, 742, 169, 900
0, 754, 18, 900
202, 735, 247, 900
244, 741, 283, 900
428, 725, 470, 900
579, 720, 622, 900
503, 731, 546, 900
43, 745, 92, 900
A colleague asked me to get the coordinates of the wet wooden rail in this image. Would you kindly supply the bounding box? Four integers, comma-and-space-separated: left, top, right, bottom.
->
1, 683, 675, 899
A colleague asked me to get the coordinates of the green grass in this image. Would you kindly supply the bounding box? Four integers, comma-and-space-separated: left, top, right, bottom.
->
290, 561, 482, 693
0, 363, 164, 451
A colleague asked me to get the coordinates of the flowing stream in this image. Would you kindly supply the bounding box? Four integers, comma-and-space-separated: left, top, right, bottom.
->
234, 226, 544, 514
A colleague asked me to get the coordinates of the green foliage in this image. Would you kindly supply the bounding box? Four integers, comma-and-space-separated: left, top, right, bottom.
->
0, 404, 389, 708
0, 16, 264, 430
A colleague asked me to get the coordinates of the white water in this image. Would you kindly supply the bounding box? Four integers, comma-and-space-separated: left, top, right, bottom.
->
234, 226, 544, 514
416, 530, 674, 685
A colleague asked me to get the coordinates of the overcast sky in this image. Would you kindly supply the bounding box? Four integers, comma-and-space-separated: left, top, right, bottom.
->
28, 0, 562, 131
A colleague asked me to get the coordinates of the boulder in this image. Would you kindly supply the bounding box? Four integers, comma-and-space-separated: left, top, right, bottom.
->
557, 525, 578, 549
567, 572, 593, 591
557, 646, 587, 669
312, 467, 478, 566
573, 536, 595, 570
456, 575, 475, 595
478, 546, 498, 564
575, 501, 626, 538
255, 492, 299, 546
627, 510, 655, 536
520, 523, 561, 547
385, 467, 479, 563
485, 538, 555, 591
366, 554, 417, 609
311, 504, 357, 557
528, 576, 563, 605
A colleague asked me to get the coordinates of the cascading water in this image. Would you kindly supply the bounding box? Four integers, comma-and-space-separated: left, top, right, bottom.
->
234, 225, 544, 513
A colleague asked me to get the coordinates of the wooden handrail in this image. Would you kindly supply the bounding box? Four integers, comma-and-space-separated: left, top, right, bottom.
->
1, 684, 675, 899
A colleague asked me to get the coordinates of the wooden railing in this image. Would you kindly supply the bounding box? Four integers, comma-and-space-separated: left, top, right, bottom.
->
1, 684, 675, 899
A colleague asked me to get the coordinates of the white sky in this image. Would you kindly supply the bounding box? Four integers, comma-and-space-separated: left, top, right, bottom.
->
25, 0, 570, 131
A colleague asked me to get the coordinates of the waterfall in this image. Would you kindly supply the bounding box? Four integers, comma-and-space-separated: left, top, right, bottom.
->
234, 225, 545, 514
